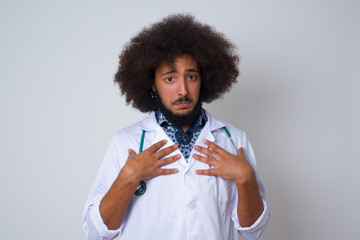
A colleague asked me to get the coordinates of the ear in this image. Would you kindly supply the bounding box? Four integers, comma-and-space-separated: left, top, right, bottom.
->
152, 84, 156, 91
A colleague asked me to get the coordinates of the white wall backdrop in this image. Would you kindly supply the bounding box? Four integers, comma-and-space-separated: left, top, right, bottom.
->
0, 0, 359, 239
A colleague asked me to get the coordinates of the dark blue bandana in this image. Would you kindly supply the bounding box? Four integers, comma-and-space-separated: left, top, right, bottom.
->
155, 108, 207, 161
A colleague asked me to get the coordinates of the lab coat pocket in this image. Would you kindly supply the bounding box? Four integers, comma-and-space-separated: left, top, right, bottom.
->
213, 176, 235, 203
195, 161, 234, 204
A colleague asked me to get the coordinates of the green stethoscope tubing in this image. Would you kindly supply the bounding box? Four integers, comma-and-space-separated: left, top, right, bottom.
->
134, 130, 147, 196
222, 127, 237, 150
139, 129, 146, 152
134, 127, 234, 196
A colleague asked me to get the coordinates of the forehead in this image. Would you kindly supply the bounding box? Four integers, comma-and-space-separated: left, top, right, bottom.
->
156, 54, 199, 73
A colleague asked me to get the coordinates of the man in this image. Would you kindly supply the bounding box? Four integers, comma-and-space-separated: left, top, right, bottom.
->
83, 14, 269, 240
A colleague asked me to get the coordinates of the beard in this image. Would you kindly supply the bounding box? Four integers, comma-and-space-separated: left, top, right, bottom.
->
155, 93, 202, 128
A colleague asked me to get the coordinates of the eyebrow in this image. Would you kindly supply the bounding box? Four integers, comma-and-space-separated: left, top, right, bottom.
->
160, 68, 199, 77
161, 70, 177, 76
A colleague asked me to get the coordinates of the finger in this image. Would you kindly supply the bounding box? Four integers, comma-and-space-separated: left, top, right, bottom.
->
155, 144, 179, 159
203, 139, 227, 155
194, 145, 219, 159
158, 154, 181, 167
196, 168, 217, 176
128, 148, 137, 158
158, 168, 179, 175
146, 140, 168, 153
237, 147, 245, 157
193, 154, 216, 165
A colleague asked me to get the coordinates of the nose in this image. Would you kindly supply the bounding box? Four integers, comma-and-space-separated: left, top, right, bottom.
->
177, 78, 188, 96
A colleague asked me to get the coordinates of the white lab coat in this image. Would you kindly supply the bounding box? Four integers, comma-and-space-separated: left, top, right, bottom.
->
83, 110, 269, 240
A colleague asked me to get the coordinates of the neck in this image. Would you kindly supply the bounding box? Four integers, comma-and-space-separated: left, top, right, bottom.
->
181, 125, 190, 133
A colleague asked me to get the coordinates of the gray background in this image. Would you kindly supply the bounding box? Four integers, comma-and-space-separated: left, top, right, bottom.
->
1, 0, 359, 239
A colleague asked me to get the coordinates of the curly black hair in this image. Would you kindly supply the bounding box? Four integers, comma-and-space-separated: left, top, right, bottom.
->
114, 14, 239, 112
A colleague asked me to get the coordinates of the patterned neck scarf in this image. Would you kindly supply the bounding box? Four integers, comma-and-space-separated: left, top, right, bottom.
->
155, 108, 207, 161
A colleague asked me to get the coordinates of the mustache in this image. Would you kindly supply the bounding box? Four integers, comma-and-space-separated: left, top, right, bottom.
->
172, 96, 193, 105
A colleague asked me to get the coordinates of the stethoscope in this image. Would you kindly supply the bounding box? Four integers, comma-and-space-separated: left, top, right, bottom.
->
134, 127, 235, 196
134, 130, 147, 196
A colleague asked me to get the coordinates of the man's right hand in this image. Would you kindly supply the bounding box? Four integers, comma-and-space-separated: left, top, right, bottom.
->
122, 139, 181, 182
99, 139, 180, 230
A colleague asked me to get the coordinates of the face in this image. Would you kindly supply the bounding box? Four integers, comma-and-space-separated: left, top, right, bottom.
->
153, 54, 201, 116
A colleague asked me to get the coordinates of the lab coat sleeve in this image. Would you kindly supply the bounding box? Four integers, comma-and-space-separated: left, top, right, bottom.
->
231, 200, 269, 240
230, 131, 270, 240
82, 134, 127, 240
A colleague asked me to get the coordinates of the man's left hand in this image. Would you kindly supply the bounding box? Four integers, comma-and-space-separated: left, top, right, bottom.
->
193, 139, 255, 185
193, 139, 264, 227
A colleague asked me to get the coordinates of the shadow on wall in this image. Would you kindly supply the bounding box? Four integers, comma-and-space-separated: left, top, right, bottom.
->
204, 68, 299, 239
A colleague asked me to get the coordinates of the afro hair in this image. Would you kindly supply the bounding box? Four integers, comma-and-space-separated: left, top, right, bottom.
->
114, 14, 239, 112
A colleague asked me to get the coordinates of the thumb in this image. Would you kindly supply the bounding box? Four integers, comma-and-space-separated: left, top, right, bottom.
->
128, 148, 137, 158
237, 147, 245, 157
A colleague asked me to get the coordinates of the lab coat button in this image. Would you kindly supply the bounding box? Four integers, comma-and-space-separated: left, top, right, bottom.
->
188, 202, 196, 210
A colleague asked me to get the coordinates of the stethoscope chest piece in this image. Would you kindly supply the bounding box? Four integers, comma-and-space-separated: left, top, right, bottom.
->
135, 180, 146, 196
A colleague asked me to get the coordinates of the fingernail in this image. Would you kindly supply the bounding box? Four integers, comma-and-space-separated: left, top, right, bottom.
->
174, 144, 179, 149
204, 139, 209, 144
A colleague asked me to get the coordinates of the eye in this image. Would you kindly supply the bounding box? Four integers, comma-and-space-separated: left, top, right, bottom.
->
165, 77, 174, 82
188, 75, 197, 80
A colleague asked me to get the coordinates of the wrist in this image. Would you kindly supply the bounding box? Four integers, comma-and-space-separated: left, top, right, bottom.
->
235, 168, 256, 186
121, 164, 142, 185
105, 166, 141, 200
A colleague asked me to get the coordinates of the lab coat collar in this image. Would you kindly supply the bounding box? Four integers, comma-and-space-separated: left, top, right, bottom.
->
204, 110, 226, 136
138, 111, 157, 131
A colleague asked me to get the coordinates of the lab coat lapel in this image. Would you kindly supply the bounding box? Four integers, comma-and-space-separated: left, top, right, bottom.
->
186, 111, 226, 171
139, 112, 188, 169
